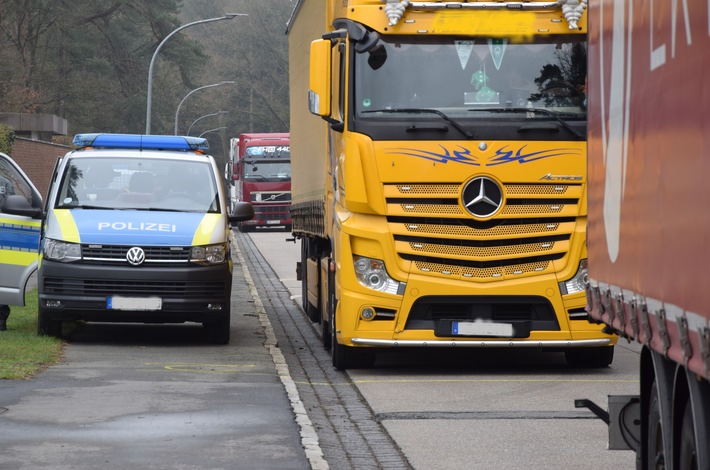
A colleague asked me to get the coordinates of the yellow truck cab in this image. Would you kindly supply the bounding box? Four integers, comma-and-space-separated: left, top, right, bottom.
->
289, 0, 615, 369
36, 134, 253, 343
0, 153, 43, 309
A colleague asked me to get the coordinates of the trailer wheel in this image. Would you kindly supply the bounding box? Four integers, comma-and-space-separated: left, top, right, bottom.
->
37, 310, 62, 338
565, 346, 614, 368
678, 402, 697, 469
300, 240, 320, 323
647, 380, 666, 469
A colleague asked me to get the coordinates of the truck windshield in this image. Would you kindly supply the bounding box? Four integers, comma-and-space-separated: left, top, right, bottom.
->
55, 157, 220, 212
243, 160, 291, 182
353, 35, 587, 141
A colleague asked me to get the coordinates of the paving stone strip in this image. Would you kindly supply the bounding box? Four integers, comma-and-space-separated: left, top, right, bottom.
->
235, 231, 412, 470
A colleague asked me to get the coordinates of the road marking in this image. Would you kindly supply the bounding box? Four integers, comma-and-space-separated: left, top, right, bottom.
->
142, 363, 278, 376
377, 411, 601, 420
291, 377, 637, 386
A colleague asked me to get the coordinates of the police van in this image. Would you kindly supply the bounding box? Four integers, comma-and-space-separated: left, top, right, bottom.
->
0, 152, 43, 314
29, 134, 252, 343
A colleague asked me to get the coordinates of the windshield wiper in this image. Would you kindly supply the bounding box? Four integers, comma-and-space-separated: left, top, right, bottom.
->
362, 108, 473, 138
67, 204, 114, 210
475, 107, 584, 140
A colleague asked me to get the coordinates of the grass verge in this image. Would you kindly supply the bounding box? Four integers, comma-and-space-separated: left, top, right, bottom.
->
0, 289, 64, 379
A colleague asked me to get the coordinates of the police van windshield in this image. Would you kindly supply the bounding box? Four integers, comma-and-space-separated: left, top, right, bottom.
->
56, 157, 220, 212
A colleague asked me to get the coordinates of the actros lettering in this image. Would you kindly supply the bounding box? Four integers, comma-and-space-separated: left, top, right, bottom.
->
98, 222, 177, 232
539, 174, 583, 181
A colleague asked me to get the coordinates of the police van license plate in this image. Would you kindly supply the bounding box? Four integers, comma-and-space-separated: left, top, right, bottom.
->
452, 321, 514, 337
108, 296, 162, 311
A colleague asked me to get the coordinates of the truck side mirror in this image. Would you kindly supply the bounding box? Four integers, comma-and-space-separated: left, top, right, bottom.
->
308, 39, 332, 117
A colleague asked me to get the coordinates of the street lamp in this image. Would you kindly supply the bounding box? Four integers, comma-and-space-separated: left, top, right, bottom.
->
145, 13, 246, 134
199, 127, 227, 138
174, 83, 233, 134
187, 111, 229, 136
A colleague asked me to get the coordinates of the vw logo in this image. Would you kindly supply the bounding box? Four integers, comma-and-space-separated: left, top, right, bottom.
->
462, 177, 503, 218
126, 247, 146, 266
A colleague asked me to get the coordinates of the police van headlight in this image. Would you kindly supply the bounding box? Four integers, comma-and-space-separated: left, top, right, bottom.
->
43, 239, 81, 262
191, 243, 228, 265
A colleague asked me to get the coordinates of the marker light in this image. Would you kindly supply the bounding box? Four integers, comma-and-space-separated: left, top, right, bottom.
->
73, 134, 209, 151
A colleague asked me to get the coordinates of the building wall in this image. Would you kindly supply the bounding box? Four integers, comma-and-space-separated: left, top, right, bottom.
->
10, 138, 70, 198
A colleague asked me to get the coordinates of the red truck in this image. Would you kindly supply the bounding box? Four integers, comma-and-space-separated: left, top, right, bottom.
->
580, 1, 710, 466
227, 133, 291, 232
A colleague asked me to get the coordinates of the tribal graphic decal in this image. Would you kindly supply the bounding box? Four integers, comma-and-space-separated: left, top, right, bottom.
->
385, 144, 581, 166
385, 145, 480, 166
488, 145, 582, 166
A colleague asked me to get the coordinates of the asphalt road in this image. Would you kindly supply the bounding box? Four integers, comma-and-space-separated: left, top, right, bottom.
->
0, 229, 640, 469
0, 234, 311, 470
246, 230, 640, 470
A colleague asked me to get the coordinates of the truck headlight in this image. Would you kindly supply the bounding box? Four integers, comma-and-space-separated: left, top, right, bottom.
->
353, 255, 405, 295
561, 259, 588, 295
43, 238, 81, 262
191, 243, 228, 265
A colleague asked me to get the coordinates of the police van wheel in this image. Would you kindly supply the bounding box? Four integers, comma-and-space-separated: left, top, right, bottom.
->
37, 311, 62, 338
204, 314, 231, 345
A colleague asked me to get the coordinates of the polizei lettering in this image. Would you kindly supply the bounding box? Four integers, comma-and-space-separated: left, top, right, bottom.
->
97, 222, 177, 232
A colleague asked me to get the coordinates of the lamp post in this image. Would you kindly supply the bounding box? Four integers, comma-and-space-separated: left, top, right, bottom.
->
198, 127, 227, 138
145, 13, 246, 134
187, 111, 229, 136
174, 83, 233, 134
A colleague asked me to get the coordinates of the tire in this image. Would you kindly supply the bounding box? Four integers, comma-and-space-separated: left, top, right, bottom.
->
37, 310, 62, 338
565, 346, 614, 368
204, 313, 231, 345
678, 401, 698, 470
647, 380, 666, 469
331, 314, 375, 370
322, 267, 334, 351
301, 239, 320, 323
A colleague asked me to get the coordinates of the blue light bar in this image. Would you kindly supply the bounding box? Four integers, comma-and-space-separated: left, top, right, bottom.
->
73, 134, 209, 151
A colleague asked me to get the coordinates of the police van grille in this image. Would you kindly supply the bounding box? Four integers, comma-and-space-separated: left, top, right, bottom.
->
384, 182, 582, 281
81, 245, 190, 264
43, 278, 227, 297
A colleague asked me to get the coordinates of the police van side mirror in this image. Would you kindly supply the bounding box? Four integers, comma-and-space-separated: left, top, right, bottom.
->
1, 194, 43, 219
228, 201, 254, 223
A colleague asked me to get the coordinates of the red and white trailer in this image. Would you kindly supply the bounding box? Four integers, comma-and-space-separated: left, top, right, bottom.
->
583, 1, 710, 466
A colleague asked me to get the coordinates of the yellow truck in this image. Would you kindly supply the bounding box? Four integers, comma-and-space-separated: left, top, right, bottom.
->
287, 0, 614, 369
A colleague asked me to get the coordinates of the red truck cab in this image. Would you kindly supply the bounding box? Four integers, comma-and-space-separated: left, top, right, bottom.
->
233, 133, 291, 232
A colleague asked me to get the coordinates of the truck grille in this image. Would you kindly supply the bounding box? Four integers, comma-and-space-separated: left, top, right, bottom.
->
253, 205, 291, 220
385, 182, 582, 281
250, 191, 291, 203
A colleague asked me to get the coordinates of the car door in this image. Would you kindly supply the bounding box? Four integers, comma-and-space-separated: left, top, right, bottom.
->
0, 152, 43, 306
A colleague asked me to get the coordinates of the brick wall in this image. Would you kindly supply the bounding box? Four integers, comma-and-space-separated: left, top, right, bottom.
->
10, 138, 70, 198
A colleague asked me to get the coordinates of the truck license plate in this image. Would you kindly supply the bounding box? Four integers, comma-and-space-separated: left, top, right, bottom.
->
107, 296, 162, 311
452, 321, 514, 337
266, 220, 280, 225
